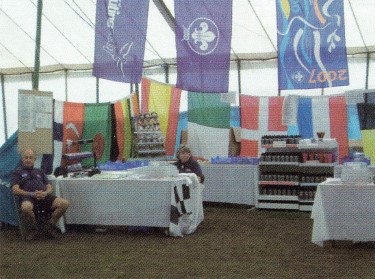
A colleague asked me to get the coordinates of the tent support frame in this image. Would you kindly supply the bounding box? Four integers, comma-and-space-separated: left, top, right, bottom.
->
1, 74, 7, 140
32, 0, 43, 90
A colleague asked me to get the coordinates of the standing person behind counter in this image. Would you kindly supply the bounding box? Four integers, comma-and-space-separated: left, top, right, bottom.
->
11, 148, 70, 240
174, 146, 204, 183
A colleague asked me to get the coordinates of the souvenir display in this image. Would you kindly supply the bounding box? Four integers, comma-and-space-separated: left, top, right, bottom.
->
133, 112, 165, 157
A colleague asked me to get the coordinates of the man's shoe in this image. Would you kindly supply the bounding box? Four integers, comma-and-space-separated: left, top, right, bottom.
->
42, 223, 61, 239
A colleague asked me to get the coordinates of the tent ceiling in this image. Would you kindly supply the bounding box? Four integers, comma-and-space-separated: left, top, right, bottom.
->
0, 0, 374, 75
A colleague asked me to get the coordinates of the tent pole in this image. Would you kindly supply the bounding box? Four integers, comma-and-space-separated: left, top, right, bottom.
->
96, 77, 99, 103
237, 60, 241, 95
32, 0, 43, 90
164, 64, 169, 84
1, 74, 8, 140
365, 52, 370, 90
64, 69, 68, 101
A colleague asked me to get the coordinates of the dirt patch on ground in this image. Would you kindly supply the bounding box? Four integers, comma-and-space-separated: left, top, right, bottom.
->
1, 205, 375, 278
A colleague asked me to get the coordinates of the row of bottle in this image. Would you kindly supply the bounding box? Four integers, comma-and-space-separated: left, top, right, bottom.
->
299, 190, 316, 200
259, 186, 298, 196
260, 174, 299, 182
261, 151, 335, 164
259, 186, 316, 200
261, 135, 301, 145
260, 152, 301, 163
301, 175, 331, 183
301, 151, 334, 163
260, 173, 332, 183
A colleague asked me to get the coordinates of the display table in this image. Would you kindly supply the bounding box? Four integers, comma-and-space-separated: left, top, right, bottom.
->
50, 172, 204, 237
200, 164, 258, 205
311, 178, 375, 246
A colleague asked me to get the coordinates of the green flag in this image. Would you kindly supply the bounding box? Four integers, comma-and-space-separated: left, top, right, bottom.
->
188, 92, 231, 129
81, 103, 112, 167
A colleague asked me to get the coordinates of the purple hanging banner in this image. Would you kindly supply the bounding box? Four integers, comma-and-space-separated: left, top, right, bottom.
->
93, 0, 150, 83
175, 0, 232, 93
277, 0, 349, 90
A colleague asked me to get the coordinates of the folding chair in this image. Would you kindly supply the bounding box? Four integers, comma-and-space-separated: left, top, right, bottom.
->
12, 195, 51, 240
12, 195, 27, 241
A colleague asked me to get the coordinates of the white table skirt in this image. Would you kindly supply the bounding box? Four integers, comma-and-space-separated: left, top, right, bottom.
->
51, 173, 204, 237
311, 179, 375, 246
200, 164, 258, 205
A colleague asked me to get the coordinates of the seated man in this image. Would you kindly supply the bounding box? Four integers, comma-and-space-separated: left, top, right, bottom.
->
11, 148, 69, 240
174, 146, 204, 183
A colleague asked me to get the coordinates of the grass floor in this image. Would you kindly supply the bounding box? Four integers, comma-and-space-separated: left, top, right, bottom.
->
1, 205, 375, 279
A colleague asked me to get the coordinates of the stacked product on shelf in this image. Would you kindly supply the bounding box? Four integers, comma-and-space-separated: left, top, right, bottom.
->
257, 135, 338, 211
133, 112, 165, 158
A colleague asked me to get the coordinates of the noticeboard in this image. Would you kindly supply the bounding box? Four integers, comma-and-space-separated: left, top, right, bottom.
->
18, 89, 53, 155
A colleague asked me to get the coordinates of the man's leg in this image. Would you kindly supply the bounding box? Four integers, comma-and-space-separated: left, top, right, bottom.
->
20, 200, 39, 240
42, 197, 69, 238
20, 200, 37, 227
49, 197, 69, 225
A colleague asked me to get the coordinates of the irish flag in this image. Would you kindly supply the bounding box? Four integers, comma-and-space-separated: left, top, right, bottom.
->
187, 91, 231, 160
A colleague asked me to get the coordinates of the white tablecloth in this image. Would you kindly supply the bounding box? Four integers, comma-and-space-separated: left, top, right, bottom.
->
200, 164, 258, 205
51, 172, 204, 237
311, 179, 375, 246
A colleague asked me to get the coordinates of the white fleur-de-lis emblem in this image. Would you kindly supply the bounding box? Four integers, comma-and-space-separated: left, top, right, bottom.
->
192, 22, 216, 51
292, 71, 305, 83
183, 17, 219, 56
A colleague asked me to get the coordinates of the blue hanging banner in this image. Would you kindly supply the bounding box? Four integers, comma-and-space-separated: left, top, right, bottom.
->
175, 0, 233, 93
277, 0, 349, 90
93, 0, 150, 83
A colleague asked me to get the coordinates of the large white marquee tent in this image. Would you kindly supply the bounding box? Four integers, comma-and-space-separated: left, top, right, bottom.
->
0, 0, 374, 146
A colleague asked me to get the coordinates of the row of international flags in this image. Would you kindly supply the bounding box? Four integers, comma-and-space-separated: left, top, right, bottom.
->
34, 77, 374, 174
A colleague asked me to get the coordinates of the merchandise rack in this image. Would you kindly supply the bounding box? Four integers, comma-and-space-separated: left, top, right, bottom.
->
257, 137, 338, 211
133, 112, 166, 158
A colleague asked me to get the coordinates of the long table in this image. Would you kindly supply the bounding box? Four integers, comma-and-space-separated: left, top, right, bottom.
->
311, 179, 375, 246
51, 172, 204, 237
200, 164, 258, 205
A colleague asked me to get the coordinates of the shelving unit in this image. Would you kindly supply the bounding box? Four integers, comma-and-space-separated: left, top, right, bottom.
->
133, 112, 165, 158
257, 136, 338, 211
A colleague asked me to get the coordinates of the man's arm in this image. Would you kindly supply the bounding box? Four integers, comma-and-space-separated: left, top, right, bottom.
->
193, 161, 203, 177
44, 183, 53, 196
12, 183, 53, 199
192, 160, 204, 183
12, 184, 33, 198
33, 183, 53, 200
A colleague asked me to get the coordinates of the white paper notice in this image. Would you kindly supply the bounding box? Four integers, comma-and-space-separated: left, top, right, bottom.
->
35, 112, 52, 129
35, 95, 53, 113
18, 94, 35, 132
